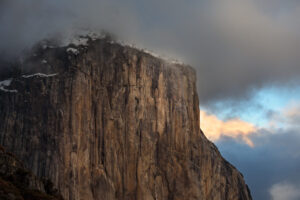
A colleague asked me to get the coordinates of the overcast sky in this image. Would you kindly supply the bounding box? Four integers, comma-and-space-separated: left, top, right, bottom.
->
1, 0, 300, 199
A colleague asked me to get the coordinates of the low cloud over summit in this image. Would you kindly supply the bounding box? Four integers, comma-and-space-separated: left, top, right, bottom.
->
2, 0, 300, 104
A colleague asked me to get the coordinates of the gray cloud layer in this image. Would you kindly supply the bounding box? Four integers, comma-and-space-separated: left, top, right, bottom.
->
1, 0, 300, 104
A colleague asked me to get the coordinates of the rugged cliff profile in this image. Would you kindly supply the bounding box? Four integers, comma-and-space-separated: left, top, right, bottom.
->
0, 36, 252, 200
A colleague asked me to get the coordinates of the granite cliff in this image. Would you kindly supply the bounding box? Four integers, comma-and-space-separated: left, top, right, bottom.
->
0, 36, 252, 200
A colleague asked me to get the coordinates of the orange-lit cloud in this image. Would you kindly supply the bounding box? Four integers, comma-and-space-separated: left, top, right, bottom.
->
200, 111, 257, 147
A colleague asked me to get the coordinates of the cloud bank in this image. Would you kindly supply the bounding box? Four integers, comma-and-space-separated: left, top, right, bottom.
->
1, 0, 300, 104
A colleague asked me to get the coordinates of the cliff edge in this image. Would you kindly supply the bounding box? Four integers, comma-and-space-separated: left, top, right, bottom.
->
0, 36, 251, 200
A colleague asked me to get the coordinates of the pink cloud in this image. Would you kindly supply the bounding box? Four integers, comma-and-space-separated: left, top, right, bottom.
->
200, 110, 257, 147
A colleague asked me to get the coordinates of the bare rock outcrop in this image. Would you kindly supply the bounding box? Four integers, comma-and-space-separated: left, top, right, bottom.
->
0, 37, 252, 200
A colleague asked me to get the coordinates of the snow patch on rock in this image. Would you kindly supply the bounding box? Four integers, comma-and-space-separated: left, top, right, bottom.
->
22, 73, 58, 78
0, 79, 17, 93
60, 30, 106, 47
67, 48, 79, 55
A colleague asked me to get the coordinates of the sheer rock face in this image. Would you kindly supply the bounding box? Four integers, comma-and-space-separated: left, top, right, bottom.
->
0, 38, 252, 200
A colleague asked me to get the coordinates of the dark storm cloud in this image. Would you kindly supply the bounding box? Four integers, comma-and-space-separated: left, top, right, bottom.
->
1, 0, 300, 103
0, 0, 140, 57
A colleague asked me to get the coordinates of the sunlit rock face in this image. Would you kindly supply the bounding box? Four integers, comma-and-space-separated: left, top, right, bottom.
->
0, 37, 252, 200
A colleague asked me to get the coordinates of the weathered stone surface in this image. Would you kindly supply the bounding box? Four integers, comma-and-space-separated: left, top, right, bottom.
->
0, 38, 252, 200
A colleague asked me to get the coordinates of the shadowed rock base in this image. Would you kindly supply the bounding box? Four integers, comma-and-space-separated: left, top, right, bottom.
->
0, 146, 63, 200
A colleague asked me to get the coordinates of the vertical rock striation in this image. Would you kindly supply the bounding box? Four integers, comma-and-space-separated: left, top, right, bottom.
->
0, 38, 252, 200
